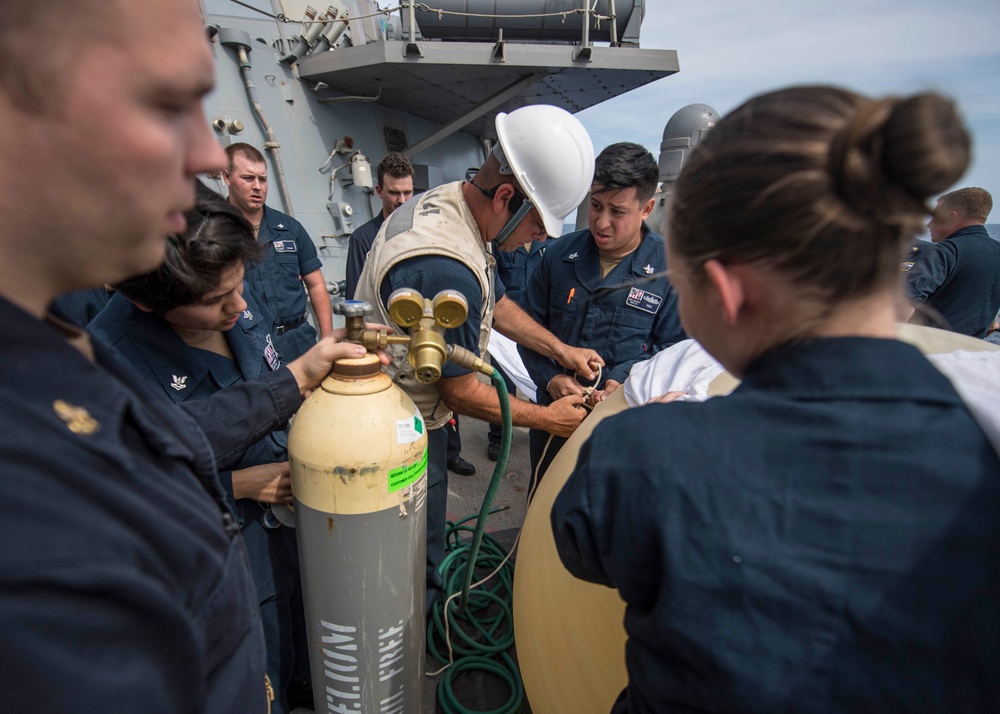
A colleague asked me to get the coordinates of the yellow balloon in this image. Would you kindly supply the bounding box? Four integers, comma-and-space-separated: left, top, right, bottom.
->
513, 326, 998, 713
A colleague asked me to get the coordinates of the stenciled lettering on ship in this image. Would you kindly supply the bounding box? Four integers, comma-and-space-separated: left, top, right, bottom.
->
321, 620, 360, 713
378, 620, 406, 714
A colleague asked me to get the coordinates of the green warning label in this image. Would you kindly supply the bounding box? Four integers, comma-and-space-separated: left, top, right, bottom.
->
388, 448, 428, 493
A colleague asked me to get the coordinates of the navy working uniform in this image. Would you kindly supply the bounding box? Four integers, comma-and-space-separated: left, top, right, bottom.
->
519, 225, 684, 478
354, 181, 504, 606
899, 238, 926, 272
553, 337, 1000, 714
0, 294, 308, 712
488, 239, 549, 450
246, 205, 323, 360
50, 286, 112, 326
345, 211, 386, 299
496, 239, 549, 303
988, 310, 1000, 345
905, 224, 1000, 337
90, 290, 307, 714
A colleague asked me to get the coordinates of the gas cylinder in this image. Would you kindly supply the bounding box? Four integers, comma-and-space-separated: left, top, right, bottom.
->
288, 352, 428, 714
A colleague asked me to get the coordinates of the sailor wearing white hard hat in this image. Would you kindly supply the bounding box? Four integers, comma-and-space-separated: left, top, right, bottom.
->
354, 104, 606, 608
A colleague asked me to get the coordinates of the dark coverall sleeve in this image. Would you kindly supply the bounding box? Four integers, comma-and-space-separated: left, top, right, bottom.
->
551, 411, 674, 602
293, 219, 323, 277
550, 430, 616, 588
180, 367, 301, 471
905, 241, 956, 305
3, 558, 209, 713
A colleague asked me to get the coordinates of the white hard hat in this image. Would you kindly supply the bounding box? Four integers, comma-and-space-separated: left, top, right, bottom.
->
494, 105, 595, 237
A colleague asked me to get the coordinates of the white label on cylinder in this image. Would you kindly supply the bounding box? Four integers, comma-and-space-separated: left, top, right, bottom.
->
395, 409, 424, 444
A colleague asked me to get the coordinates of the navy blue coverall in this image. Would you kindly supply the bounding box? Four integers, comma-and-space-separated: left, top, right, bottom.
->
553, 337, 1000, 714
488, 239, 549, 448
245, 205, 323, 360
905, 224, 1000, 337
90, 289, 307, 714
50, 286, 112, 326
345, 211, 386, 300
0, 294, 309, 712
519, 226, 684, 479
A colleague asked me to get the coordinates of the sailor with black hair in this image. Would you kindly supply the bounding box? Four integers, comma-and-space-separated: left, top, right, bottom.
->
518, 142, 685, 482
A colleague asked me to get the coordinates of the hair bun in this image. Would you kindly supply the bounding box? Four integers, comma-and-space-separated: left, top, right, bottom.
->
883, 94, 970, 197
829, 93, 970, 224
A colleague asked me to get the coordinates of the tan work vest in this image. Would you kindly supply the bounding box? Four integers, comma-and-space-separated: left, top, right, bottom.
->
355, 181, 496, 429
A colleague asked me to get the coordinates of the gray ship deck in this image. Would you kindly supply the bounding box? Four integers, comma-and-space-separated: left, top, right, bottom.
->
421, 414, 534, 713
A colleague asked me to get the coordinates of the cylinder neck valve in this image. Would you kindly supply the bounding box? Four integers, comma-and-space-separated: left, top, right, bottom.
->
335, 293, 491, 382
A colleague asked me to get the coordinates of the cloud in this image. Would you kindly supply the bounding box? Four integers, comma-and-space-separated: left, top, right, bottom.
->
578, 0, 1000, 198
646, 1, 999, 73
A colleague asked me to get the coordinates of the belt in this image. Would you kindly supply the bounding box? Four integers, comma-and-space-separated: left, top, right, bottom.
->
275, 314, 306, 335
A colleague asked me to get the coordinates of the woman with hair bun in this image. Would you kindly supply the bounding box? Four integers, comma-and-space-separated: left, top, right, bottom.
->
551, 87, 999, 713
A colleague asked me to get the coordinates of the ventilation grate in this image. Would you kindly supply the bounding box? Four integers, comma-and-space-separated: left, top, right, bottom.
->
384, 126, 409, 153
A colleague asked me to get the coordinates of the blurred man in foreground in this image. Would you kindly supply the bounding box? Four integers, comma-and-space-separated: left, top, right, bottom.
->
0, 0, 373, 710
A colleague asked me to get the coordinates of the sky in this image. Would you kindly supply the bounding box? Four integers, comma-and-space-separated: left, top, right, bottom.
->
576, 0, 1000, 210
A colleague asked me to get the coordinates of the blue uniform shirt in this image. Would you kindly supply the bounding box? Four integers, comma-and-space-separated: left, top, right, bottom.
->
553, 337, 1000, 714
0, 295, 270, 713
519, 226, 684, 398
905, 224, 1000, 338
345, 212, 386, 299
379, 254, 505, 378
244, 205, 323, 359
50, 287, 112, 326
91, 289, 285, 521
493, 239, 548, 305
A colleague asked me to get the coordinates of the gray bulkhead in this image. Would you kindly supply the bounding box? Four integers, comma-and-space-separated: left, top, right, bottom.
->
200, 0, 678, 317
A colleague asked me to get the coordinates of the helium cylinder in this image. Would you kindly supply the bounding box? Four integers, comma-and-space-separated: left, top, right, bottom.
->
289, 353, 428, 714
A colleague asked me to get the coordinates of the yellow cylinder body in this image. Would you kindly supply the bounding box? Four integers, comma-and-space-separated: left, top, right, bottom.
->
289, 353, 428, 714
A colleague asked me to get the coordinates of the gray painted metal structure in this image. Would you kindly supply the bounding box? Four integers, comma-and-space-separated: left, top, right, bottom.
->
297, 38, 677, 147
403, 0, 644, 44
202, 0, 677, 307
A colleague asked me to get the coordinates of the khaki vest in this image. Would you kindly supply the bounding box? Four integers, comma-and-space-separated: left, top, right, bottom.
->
355, 181, 496, 429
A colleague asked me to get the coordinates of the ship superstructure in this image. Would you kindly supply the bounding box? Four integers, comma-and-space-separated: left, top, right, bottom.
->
201, 0, 678, 300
